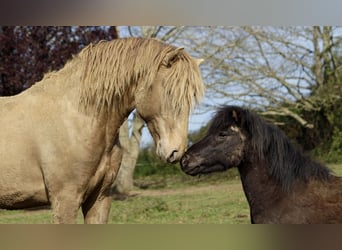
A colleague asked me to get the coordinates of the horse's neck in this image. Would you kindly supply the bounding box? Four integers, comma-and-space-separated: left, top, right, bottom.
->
21, 59, 137, 153
29, 69, 134, 151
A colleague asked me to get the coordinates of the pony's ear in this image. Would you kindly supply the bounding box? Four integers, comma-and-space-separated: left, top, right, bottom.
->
163, 47, 184, 68
231, 109, 239, 124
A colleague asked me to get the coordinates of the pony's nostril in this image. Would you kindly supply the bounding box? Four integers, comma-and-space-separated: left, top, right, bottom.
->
167, 150, 179, 163
180, 154, 189, 167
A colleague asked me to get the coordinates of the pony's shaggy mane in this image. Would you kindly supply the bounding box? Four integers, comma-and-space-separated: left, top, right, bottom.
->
77, 37, 204, 115
209, 106, 331, 191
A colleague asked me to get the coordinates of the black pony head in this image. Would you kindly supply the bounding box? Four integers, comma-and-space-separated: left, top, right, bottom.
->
181, 105, 331, 191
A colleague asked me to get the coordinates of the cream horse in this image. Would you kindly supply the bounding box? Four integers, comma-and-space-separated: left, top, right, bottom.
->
0, 38, 204, 223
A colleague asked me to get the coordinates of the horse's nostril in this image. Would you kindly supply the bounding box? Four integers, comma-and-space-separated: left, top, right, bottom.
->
167, 150, 179, 163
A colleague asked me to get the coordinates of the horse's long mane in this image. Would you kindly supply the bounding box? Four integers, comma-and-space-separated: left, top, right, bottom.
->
76, 37, 204, 114
210, 106, 331, 191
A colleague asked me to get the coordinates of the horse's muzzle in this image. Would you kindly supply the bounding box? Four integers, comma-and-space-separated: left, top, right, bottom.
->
167, 150, 180, 163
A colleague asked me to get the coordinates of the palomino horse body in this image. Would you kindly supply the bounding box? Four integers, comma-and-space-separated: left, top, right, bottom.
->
181, 106, 342, 224
0, 38, 204, 223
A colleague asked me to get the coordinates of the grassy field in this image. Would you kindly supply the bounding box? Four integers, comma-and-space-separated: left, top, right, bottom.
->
0, 164, 341, 224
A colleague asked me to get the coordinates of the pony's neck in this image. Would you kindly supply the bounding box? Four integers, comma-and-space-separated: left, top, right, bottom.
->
237, 159, 285, 222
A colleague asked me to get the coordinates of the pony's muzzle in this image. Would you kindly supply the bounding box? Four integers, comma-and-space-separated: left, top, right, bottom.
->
180, 153, 189, 169
180, 153, 203, 176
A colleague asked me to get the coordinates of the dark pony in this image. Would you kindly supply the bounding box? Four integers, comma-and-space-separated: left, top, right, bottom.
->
181, 106, 342, 224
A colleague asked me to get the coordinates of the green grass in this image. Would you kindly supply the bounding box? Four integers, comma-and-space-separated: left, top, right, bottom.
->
0, 176, 249, 224
0, 208, 52, 224
0, 164, 341, 224
0, 179, 249, 224
329, 163, 342, 175
109, 180, 249, 224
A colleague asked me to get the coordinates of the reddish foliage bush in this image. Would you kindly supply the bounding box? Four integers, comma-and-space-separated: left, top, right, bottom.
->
0, 26, 117, 96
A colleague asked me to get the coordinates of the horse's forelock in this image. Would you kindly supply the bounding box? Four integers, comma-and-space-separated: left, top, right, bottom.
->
78, 38, 204, 115
161, 52, 204, 115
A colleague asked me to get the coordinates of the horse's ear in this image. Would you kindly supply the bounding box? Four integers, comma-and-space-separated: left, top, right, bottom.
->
195, 58, 204, 66
163, 47, 184, 68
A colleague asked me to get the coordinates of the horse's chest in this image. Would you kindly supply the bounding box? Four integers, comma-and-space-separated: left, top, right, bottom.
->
85, 146, 122, 196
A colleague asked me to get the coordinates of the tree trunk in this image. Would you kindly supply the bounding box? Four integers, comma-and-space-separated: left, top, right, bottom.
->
112, 112, 144, 194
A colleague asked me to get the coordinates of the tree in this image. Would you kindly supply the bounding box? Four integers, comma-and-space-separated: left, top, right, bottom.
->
180, 26, 342, 152
112, 113, 144, 194
0, 26, 117, 96
119, 27, 341, 128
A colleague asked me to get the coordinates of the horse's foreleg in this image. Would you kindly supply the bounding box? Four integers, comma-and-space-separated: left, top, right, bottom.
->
50, 193, 82, 224
82, 188, 112, 224
82, 142, 122, 224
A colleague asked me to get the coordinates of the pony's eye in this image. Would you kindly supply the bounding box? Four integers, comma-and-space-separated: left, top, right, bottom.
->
218, 131, 229, 138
